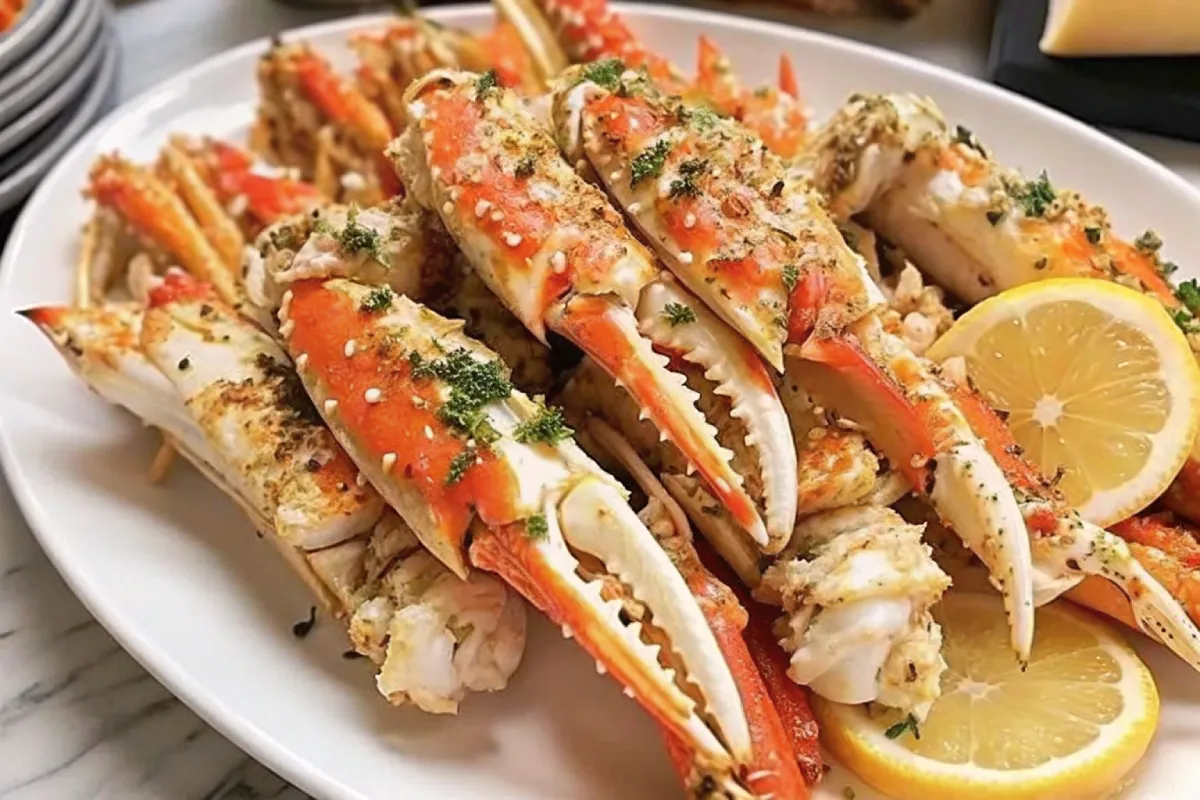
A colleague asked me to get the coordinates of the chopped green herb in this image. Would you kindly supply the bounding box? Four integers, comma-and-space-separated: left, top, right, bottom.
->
630, 138, 671, 186
409, 348, 514, 444
526, 513, 549, 539
782, 264, 800, 292
360, 286, 394, 314
1162, 260, 1180, 277
662, 302, 696, 326
986, 209, 1004, 226
884, 713, 921, 741
1011, 171, 1056, 218
580, 58, 624, 91
686, 106, 720, 131
475, 69, 499, 100
312, 218, 334, 236
668, 158, 708, 200
1176, 279, 1200, 314
514, 404, 573, 445
1084, 226, 1103, 244
1135, 229, 1163, 253
268, 224, 299, 251
514, 154, 537, 179
1172, 308, 1199, 334
335, 207, 385, 265
445, 448, 477, 485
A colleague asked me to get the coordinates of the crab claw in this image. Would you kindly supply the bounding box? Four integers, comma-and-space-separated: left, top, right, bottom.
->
636, 280, 797, 552
791, 327, 1036, 662
87, 154, 242, 308
280, 277, 751, 763
947, 379, 1200, 672
395, 70, 786, 550
195, 138, 326, 228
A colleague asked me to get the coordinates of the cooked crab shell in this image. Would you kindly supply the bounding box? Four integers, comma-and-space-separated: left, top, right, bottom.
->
278, 276, 753, 766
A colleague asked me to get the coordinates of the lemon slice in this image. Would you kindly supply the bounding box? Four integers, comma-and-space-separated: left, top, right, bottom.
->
815, 593, 1159, 800
927, 277, 1200, 526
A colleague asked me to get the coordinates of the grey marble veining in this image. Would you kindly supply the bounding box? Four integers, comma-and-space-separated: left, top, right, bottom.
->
2, 1, 1200, 798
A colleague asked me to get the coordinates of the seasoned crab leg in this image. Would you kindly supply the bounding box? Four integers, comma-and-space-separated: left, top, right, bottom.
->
800, 92, 1200, 524
21, 299, 525, 713
394, 70, 798, 553
279, 276, 752, 769
254, 41, 401, 204
552, 66, 1036, 660
588, 418, 814, 797
946, 375, 1200, 671
510, 0, 809, 154
87, 155, 243, 308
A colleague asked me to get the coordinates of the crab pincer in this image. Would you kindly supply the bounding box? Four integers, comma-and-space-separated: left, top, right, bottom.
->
392, 70, 798, 554
553, 65, 1037, 661
276, 276, 752, 770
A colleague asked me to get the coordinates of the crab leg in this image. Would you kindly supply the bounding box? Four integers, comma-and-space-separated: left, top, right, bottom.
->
20, 299, 525, 713
278, 276, 751, 768
515, 0, 808, 151
801, 92, 1200, 525
553, 66, 1036, 660
947, 376, 1200, 671
394, 71, 798, 553
87, 155, 243, 308
589, 418, 813, 797
255, 42, 401, 202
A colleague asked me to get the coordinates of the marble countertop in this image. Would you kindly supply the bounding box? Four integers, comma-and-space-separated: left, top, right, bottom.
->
3, 1, 1200, 798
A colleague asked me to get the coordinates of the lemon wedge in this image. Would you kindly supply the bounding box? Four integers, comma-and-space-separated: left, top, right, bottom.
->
814, 593, 1159, 800
927, 277, 1200, 526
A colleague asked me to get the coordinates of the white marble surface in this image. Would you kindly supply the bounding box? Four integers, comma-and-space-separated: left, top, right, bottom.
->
3, 1, 1200, 798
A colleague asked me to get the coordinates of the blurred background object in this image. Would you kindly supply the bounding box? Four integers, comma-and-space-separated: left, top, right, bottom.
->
0, 0, 119, 217
992, 0, 1200, 142
274, 0, 932, 16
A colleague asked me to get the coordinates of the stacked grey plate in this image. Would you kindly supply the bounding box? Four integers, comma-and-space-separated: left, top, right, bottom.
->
0, 0, 120, 214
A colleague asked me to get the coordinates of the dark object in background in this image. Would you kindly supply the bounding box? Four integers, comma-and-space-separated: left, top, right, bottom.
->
990, 0, 1200, 142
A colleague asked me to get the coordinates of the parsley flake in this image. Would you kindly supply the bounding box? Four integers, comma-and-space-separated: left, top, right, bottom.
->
1012, 171, 1056, 218
333, 207, 386, 265
631, 138, 671, 186
409, 348, 513, 445
475, 69, 499, 101
1084, 226, 1102, 244
526, 513, 549, 539
514, 404, 573, 445
445, 448, 477, 485
1176, 279, 1200, 315
360, 286, 393, 314
1162, 260, 1180, 277
1135, 229, 1163, 253
953, 124, 986, 155
686, 106, 720, 131
782, 264, 800, 292
662, 302, 696, 326
580, 58, 624, 91
668, 158, 708, 200
884, 714, 921, 741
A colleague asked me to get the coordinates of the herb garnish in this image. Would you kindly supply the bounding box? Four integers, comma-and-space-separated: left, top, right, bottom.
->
1135, 229, 1163, 253
292, 606, 317, 638
1011, 171, 1056, 218
581, 58, 624, 91
268, 224, 300, 251
884, 713, 921, 741
1176, 279, 1200, 315
662, 302, 696, 326
360, 286, 394, 313
445, 447, 477, 485
475, 69, 499, 101
1162, 260, 1179, 277
631, 138, 671, 186
409, 348, 512, 445
685, 106, 720, 131
514, 404, 573, 445
782, 264, 800, 292
331, 207, 386, 266
514, 154, 537, 179
668, 158, 708, 200
526, 513, 549, 539
1084, 226, 1102, 244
